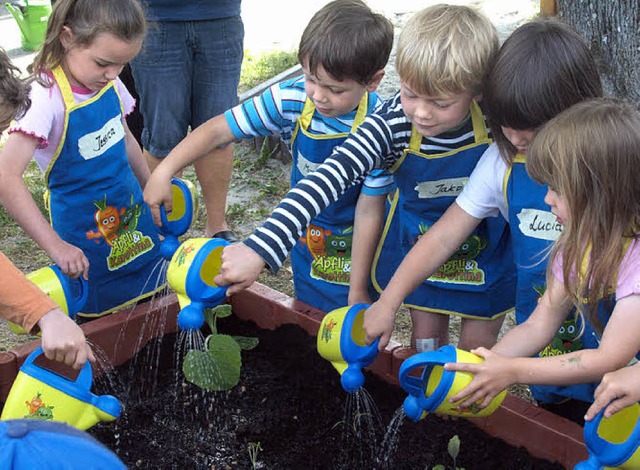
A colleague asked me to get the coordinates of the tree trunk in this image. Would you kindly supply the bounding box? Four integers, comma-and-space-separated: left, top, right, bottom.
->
558, 0, 639, 102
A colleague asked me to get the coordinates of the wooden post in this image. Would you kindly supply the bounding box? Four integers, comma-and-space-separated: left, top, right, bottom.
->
540, 0, 557, 15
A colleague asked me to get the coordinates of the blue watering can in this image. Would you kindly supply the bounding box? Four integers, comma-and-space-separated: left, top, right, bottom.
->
158, 177, 198, 260
317, 304, 380, 393
166, 237, 229, 330
574, 403, 640, 469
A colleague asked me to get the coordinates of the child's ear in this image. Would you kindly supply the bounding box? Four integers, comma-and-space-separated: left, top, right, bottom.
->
365, 70, 386, 92
59, 26, 75, 50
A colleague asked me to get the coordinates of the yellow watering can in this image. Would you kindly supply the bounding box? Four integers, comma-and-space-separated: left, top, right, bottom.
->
399, 345, 506, 421
1, 347, 121, 431
8, 265, 88, 335
574, 403, 640, 469
5, 1, 52, 51
158, 177, 198, 260
167, 237, 229, 330
317, 304, 380, 393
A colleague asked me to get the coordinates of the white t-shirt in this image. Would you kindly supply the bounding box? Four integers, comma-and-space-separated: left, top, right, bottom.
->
455, 142, 509, 221
9, 75, 135, 173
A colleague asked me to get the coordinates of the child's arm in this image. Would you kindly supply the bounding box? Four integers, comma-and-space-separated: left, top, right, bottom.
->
348, 193, 386, 305
585, 363, 640, 420
0, 133, 89, 278
363, 203, 483, 349
123, 120, 150, 188
446, 281, 640, 409
143, 114, 236, 225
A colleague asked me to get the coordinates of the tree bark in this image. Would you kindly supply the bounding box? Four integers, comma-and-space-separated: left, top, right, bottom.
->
558, 0, 639, 102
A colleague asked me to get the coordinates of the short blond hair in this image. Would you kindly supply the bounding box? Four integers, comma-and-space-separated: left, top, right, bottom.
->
396, 4, 498, 96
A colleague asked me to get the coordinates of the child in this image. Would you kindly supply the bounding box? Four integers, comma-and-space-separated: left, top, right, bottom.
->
143, 0, 394, 312
0, 47, 93, 369
194, 4, 516, 351
346, 5, 519, 352
362, 19, 602, 406
0, 0, 166, 317
445, 98, 640, 411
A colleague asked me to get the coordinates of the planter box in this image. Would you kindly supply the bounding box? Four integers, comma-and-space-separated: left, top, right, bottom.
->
0, 282, 588, 468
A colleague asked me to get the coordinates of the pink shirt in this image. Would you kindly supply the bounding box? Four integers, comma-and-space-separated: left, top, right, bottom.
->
553, 238, 640, 300
9, 75, 135, 173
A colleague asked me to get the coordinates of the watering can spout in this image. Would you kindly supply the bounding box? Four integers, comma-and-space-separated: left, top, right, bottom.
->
5, 3, 27, 37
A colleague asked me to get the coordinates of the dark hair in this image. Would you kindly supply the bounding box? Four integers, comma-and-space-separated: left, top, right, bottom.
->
0, 49, 31, 125
31, 0, 146, 84
484, 19, 602, 164
298, 0, 394, 85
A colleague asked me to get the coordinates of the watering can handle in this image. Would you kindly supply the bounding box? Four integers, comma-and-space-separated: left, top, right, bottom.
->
583, 406, 640, 467
23, 347, 94, 390
398, 345, 456, 396
50, 265, 88, 318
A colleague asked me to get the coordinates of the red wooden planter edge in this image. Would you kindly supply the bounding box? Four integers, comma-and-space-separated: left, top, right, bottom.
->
0, 282, 587, 468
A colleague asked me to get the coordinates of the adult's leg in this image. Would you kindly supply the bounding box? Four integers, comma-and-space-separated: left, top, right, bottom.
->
191, 16, 244, 238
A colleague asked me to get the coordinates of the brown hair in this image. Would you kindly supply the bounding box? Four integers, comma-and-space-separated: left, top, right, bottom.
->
30, 0, 146, 85
396, 4, 498, 96
0, 49, 31, 129
485, 19, 602, 165
527, 98, 640, 332
298, 0, 393, 85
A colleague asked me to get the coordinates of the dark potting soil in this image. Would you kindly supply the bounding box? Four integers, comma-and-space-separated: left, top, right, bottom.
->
87, 317, 566, 470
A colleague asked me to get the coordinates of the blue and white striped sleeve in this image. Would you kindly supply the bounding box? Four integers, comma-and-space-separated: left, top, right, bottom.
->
361, 169, 395, 196
224, 83, 287, 139
245, 114, 394, 271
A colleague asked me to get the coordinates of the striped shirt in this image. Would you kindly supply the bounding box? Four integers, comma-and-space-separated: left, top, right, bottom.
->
225, 75, 382, 145
245, 91, 487, 271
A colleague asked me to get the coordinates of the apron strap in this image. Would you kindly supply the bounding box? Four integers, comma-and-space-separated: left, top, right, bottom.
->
51, 66, 76, 110
503, 153, 526, 212
298, 93, 370, 133
469, 100, 488, 142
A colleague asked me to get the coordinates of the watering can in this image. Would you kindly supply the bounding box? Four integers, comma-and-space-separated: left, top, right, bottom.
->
0, 347, 121, 431
5, 1, 52, 51
399, 344, 507, 421
158, 177, 199, 260
574, 403, 640, 469
166, 237, 229, 330
317, 303, 380, 393
8, 264, 88, 335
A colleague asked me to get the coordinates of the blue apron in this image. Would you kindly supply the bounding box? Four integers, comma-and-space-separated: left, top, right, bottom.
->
290, 95, 370, 312
372, 102, 516, 318
46, 67, 165, 316
505, 155, 607, 403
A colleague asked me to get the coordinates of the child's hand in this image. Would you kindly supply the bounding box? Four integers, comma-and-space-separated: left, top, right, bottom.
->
143, 168, 173, 227
444, 348, 514, 409
363, 299, 399, 351
213, 242, 266, 295
585, 365, 640, 421
37, 308, 95, 370
49, 239, 90, 280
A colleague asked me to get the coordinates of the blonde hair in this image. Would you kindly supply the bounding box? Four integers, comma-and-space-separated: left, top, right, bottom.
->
30, 0, 146, 85
395, 4, 498, 96
527, 98, 640, 332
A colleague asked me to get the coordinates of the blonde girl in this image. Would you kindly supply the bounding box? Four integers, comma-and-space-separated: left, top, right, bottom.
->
446, 98, 640, 409
0, 0, 165, 316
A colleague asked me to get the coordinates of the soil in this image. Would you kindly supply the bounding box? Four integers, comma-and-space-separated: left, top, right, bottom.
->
83, 315, 563, 470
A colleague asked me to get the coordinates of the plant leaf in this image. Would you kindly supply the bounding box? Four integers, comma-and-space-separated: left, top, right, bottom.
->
214, 304, 233, 318
234, 336, 259, 350
183, 334, 241, 391
432, 465, 445, 470
448, 435, 460, 461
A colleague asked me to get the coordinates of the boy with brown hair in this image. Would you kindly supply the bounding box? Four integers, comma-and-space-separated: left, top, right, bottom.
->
144, 0, 394, 312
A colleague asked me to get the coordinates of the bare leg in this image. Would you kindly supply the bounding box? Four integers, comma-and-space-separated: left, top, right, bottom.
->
410, 307, 449, 351
458, 316, 505, 351
194, 144, 234, 237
